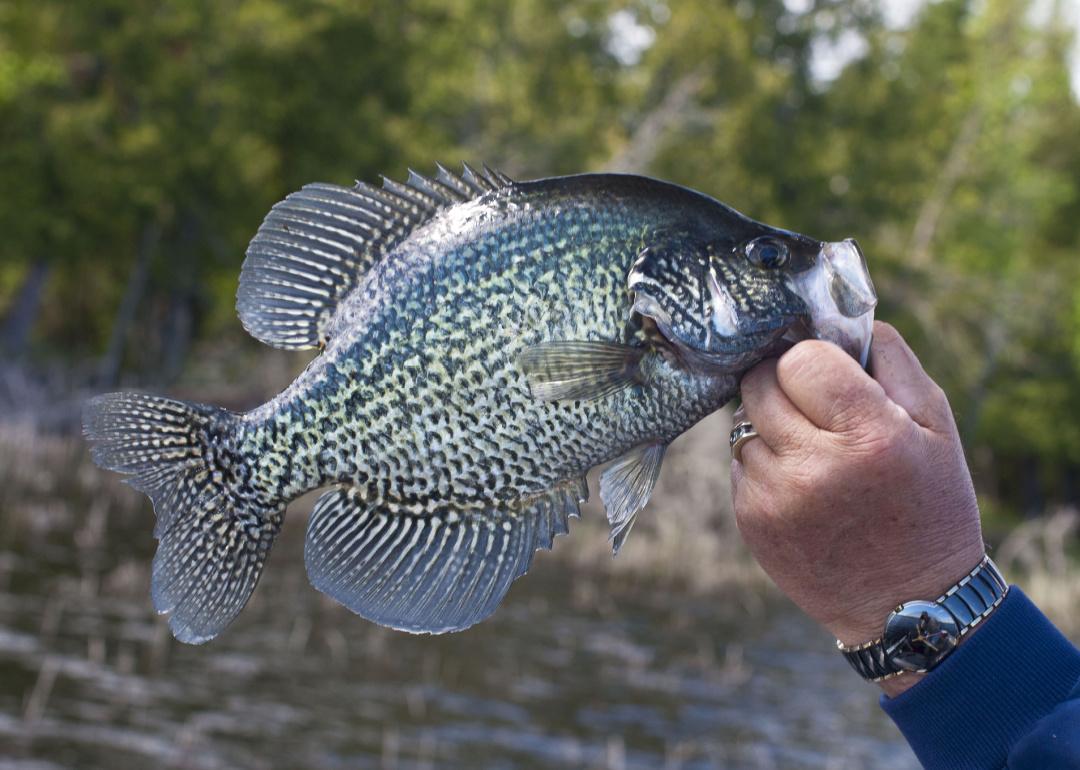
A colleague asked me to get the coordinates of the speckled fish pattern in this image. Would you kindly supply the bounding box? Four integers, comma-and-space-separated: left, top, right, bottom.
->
84, 165, 823, 643
241, 175, 734, 508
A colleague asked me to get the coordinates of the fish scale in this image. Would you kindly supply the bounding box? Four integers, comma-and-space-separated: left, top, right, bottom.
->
241, 198, 697, 506
84, 164, 874, 642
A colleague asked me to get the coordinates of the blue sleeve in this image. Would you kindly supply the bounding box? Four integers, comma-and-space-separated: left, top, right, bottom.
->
879, 587, 1080, 770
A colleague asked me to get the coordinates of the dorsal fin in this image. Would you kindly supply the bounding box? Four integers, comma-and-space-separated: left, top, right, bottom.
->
237, 163, 513, 349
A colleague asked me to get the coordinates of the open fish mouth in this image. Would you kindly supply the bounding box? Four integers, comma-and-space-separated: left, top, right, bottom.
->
785, 238, 877, 368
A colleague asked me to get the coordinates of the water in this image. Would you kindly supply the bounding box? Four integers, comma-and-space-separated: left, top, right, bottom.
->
0, 472, 917, 769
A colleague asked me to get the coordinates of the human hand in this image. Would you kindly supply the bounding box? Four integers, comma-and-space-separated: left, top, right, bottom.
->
731, 321, 986, 696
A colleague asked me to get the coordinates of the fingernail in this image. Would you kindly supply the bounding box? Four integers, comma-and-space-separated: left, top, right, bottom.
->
732, 405, 747, 423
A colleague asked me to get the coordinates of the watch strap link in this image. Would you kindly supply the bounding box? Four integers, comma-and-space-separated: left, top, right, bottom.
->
841, 634, 905, 680
838, 555, 1008, 682
939, 556, 1007, 629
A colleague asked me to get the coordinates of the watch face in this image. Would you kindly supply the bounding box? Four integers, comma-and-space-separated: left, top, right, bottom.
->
883, 601, 960, 672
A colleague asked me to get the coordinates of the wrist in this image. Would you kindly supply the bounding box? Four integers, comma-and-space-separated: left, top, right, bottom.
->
836, 554, 1007, 691
877, 670, 923, 697
877, 590, 1006, 696
826, 538, 988, 645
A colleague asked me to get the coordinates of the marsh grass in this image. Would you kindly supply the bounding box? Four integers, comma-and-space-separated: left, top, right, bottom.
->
1, 407, 1074, 770
994, 507, 1080, 635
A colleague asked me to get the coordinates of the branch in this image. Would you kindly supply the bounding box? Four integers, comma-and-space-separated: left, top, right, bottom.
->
603, 69, 707, 175
907, 106, 982, 267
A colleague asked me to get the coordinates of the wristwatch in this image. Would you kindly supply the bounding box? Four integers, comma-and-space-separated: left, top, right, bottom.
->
838, 555, 1008, 682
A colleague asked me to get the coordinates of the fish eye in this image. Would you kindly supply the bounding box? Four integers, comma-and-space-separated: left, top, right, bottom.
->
745, 237, 789, 269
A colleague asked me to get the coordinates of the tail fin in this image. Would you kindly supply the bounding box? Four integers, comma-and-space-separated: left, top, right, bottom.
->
83, 392, 284, 643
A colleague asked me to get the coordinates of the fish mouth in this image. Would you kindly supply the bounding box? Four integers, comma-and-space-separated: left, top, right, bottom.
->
632, 238, 876, 372
697, 241, 876, 368
785, 238, 877, 368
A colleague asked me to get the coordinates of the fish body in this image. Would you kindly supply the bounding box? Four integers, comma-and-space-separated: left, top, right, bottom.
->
84, 166, 876, 643
245, 174, 741, 506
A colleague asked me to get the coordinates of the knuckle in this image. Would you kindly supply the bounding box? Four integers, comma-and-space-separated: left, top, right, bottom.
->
828, 378, 888, 434
914, 381, 956, 433
824, 398, 863, 434
777, 340, 829, 383
845, 422, 907, 467
774, 424, 814, 457
824, 386, 873, 432
928, 383, 954, 421
732, 502, 754, 534
733, 470, 791, 526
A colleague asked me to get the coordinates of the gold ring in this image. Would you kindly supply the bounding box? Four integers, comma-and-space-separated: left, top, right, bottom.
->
729, 421, 759, 463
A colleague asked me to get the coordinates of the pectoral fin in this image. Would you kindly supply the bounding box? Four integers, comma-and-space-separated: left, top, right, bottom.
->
516, 341, 645, 402
600, 442, 666, 555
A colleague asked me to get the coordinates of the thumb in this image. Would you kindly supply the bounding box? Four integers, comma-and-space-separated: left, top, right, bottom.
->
868, 322, 955, 433
775, 338, 892, 434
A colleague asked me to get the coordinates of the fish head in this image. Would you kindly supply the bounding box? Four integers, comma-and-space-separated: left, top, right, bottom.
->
628, 221, 877, 372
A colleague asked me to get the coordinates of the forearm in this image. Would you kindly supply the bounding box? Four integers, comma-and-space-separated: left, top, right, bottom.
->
731, 326, 1080, 767
880, 587, 1080, 770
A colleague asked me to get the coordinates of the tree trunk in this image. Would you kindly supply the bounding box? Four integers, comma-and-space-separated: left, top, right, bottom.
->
97, 221, 160, 387
958, 315, 1006, 445
1021, 455, 1044, 519
1063, 464, 1079, 507
1, 258, 52, 357
908, 107, 982, 268
157, 211, 201, 385
160, 290, 195, 385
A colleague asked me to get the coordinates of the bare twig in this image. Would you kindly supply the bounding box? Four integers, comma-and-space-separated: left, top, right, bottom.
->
604, 69, 707, 175
908, 106, 982, 267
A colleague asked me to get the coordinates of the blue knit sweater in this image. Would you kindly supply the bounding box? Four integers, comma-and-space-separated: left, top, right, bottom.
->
880, 587, 1080, 769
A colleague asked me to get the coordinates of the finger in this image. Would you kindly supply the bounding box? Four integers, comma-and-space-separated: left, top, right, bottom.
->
734, 425, 773, 468
775, 339, 892, 434
868, 322, 954, 432
730, 423, 773, 498
740, 358, 819, 455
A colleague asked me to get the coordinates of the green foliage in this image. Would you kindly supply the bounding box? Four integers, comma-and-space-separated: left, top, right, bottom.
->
1, 0, 1078, 513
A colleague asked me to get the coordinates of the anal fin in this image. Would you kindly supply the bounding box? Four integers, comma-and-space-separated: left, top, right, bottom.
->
600, 442, 666, 555
304, 482, 582, 634
516, 341, 646, 401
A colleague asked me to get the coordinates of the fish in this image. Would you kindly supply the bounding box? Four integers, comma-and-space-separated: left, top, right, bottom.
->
83, 163, 877, 643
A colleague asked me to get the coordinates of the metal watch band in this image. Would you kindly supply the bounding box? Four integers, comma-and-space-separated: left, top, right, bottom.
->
837, 555, 1008, 682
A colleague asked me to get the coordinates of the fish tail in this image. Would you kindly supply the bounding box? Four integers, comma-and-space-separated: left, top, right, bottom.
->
83, 392, 285, 643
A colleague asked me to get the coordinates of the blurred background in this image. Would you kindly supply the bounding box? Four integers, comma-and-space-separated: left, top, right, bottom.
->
1, 0, 1078, 767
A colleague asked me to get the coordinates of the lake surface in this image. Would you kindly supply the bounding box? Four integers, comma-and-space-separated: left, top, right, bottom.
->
0, 461, 918, 769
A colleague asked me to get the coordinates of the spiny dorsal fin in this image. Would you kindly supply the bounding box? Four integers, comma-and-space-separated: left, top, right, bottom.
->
304, 481, 581, 634
237, 163, 513, 350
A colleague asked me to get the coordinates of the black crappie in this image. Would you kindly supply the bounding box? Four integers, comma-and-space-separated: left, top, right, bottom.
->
84, 164, 876, 643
